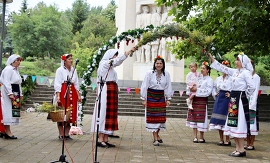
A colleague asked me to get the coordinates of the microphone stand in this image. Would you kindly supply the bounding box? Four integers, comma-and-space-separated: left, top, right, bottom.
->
94, 60, 113, 163
50, 60, 79, 163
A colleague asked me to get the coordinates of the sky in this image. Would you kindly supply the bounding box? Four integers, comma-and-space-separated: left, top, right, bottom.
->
6, 0, 116, 13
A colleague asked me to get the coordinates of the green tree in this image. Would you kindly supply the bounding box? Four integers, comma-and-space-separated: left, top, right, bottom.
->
71, 42, 96, 77
20, 0, 27, 13
9, 3, 73, 59
101, 0, 117, 21
156, 0, 270, 56
75, 14, 117, 50
70, 0, 90, 34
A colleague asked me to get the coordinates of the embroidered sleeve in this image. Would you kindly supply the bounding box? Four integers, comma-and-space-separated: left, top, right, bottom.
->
140, 72, 151, 100
164, 72, 173, 100
211, 60, 234, 76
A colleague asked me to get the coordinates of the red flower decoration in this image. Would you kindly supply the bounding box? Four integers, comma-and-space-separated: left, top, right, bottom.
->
202, 49, 205, 54
222, 60, 230, 66
202, 61, 209, 66
61, 55, 66, 60
154, 55, 163, 61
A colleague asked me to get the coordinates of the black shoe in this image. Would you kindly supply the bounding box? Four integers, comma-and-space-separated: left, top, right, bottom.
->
246, 146, 255, 150
198, 139, 205, 143
108, 135, 120, 138
105, 142, 116, 147
223, 141, 231, 146
193, 138, 198, 143
58, 136, 64, 140
97, 142, 108, 148
4, 133, 17, 139
65, 135, 73, 140
217, 141, 224, 146
229, 151, 246, 157
158, 139, 163, 143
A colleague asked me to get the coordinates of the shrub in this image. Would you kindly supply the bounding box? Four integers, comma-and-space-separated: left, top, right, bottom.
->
25, 56, 37, 62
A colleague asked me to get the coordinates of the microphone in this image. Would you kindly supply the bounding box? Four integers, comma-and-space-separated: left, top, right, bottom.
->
109, 59, 114, 66
75, 58, 79, 64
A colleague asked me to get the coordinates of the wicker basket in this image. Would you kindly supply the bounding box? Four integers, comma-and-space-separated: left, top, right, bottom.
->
49, 105, 71, 122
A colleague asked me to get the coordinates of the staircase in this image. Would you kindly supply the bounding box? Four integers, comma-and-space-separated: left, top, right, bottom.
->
23, 85, 270, 121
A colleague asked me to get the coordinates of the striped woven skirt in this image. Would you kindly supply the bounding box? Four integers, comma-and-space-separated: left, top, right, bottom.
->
187, 97, 207, 123
146, 88, 166, 124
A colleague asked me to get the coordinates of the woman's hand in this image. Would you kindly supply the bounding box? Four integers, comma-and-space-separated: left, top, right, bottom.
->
215, 91, 220, 97
78, 96, 82, 103
190, 85, 197, 92
142, 100, 146, 107
225, 92, 230, 98
208, 53, 215, 62
125, 46, 138, 56
166, 100, 171, 106
57, 96, 61, 103
9, 94, 14, 100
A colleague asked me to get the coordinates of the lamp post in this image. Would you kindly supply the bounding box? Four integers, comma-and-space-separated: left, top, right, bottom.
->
0, 0, 13, 73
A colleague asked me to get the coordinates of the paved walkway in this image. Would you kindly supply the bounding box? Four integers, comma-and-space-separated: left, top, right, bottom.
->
0, 112, 270, 163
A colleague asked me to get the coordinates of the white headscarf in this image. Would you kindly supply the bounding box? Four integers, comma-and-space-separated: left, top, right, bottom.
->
6, 54, 21, 65
237, 52, 253, 73
60, 54, 72, 67
97, 49, 118, 76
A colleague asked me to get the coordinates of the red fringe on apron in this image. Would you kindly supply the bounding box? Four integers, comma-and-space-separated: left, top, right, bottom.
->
58, 83, 78, 124
105, 81, 119, 131
187, 97, 207, 123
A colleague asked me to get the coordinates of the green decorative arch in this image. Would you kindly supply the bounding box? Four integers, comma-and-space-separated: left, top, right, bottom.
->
79, 23, 213, 122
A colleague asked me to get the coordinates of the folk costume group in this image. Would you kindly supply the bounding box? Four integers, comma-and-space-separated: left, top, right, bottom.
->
0, 49, 260, 158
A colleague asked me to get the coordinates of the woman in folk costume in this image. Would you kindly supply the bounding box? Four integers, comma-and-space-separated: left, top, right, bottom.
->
245, 61, 260, 150
91, 47, 137, 148
140, 55, 173, 146
209, 60, 232, 146
186, 62, 213, 143
209, 52, 255, 157
54, 54, 82, 140
0, 54, 23, 139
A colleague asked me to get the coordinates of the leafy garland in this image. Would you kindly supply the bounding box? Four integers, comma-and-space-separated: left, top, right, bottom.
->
78, 23, 213, 125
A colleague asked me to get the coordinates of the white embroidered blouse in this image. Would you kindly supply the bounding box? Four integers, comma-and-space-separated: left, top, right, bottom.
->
140, 70, 173, 101
210, 60, 255, 96
195, 75, 214, 97
212, 75, 233, 98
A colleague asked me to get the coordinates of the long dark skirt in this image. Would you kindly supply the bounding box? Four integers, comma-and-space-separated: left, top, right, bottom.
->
105, 81, 118, 131
209, 90, 230, 127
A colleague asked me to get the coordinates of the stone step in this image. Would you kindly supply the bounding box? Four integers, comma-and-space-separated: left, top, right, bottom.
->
23, 85, 270, 122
